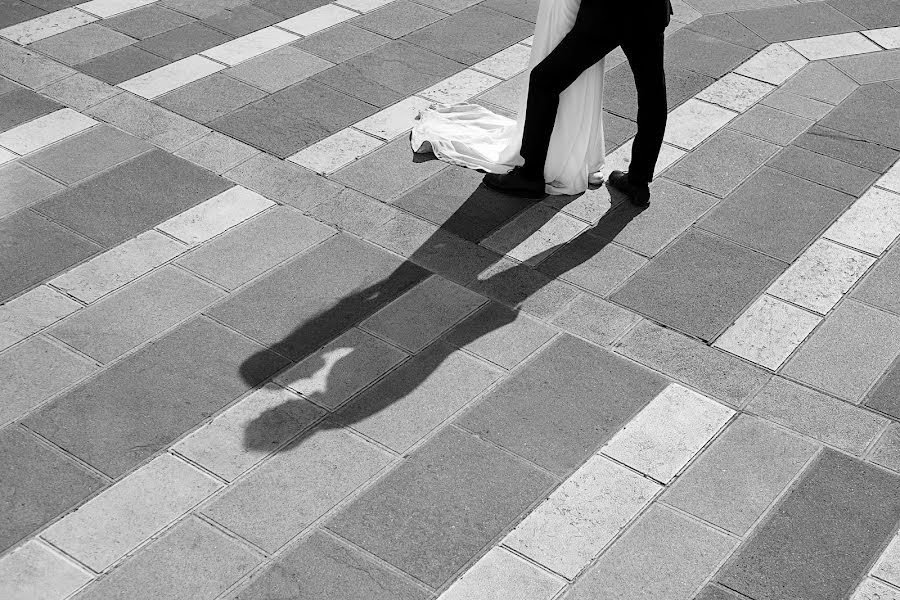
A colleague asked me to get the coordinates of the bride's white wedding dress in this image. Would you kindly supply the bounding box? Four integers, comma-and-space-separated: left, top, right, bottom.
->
410, 0, 605, 196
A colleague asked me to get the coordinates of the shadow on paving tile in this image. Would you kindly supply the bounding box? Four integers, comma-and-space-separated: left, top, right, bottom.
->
235, 163, 648, 456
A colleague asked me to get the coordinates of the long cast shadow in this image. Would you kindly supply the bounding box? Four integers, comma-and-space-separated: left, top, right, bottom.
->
241, 166, 646, 453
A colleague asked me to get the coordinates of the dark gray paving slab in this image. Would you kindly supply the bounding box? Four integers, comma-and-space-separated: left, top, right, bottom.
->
78, 45, 170, 85
159, 0, 250, 19
225, 46, 333, 93
819, 83, 900, 151
832, 49, 900, 85
475, 71, 525, 114
768, 145, 879, 197
731, 2, 863, 42
312, 40, 465, 108
666, 128, 780, 197
402, 5, 533, 66
24, 317, 288, 477
871, 423, 900, 472
793, 125, 900, 173
74, 517, 260, 600
414, 0, 481, 13
0, 162, 64, 218
695, 585, 746, 600
718, 450, 900, 600
780, 61, 859, 105
201, 4, 280, 36
205, 233, 429, 360
761, 89, 834, 121
728, 104, 814, 146
851, 244, 900, 316
103, 5, 196, 39
354, 0, 444, 40
251, 0, 330, 18
615, 320, 770, 407
0, 427, 104, 553
33, 149, 231, 248
292, 24, 391, 64
136, 22, 233, 61
0, 0, 45, 29
327, 426, 555, 588
0, 75, 21, 96
468, 256, 579, 320
210, 79, 376, 157
537, 235, 647, 297
664, 28, 756, 79
0, 88, 61, 132
394, 165, 528, 242
16, 0, 74, 9
156, 73, 266, 124
458, 334, 667, 475
686, 14, 769, 50
827, 0, 900, 28
0, 210, 101, 302
223, 153, 342, 211
866, 356, 900, 421
22, 124, 152, 185
604, 112, 638, 150
610, 228, 786, 341
234, 531, 427, 600
481, 0, 539, 22
30, 24, 136, 67
697, 167, 854, 262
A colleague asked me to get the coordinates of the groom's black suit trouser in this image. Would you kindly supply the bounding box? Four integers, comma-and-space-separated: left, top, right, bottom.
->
519, 5, 668, 185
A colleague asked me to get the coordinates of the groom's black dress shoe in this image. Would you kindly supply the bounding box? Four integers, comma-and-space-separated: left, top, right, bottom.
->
483, 166, 546, 199
607, 170, 651, 207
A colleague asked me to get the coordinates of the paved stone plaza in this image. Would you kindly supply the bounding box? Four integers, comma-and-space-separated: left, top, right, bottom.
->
2, 0, 900, 598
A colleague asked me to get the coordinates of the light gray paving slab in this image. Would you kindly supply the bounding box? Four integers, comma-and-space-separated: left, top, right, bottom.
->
29, 24, 136, 66
86, 92, 210, 152
469, 257, 580, 321
174, 131, 260, 174
0, 540, 92, 600
225, 45, 333, 92
871, 423, 900, 473
832, 49, 900, 84
780, 60, 860, 104
551, 294, 640, 348
353, 0, 444, 39
0, 39, 76, 89
103, 5, 195, 39
537, 237, 648, 298
291, 24, 391, 64
38, 73, 121, 111
728, 103, 814, 145
760, 89, 834, 120
0, 162, 64, 218
155, 73, 266, 124
769, 145, 879, 197
223, 152, 343, 211
439, 547, 564, 600
307, 187, 399, 237
852, 244, 900, 315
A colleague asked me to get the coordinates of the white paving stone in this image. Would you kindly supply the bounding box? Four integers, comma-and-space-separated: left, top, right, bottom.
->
0, 8, 97, 45
0, 147, 15, 165
873, 531, 900, 588
0, 540, 92, 600
50, 230, 186, 303
852, 578, 900, 600
604, 138, 685, 177
521, 35, 534, 46
767, 239, 876, 314
277, 4, 356, 36
419, 69, 503, 105
788, 32, 881, 61
662, 99, 737, 150
824, 187, 900, 255
77, 0, 155, 18
335, 0, 395, 12
863, 27, 900, 50
42, 454, 221, 572
472, 43, 532, 79
118, 55, 225, 99
602, 384, 735, 483
174, 384, 325, 481
0, 286, 82, 352
0, 108, 96, 155
503, 455, 660, 579
156, 185, 274, 245
355, 96, 434, 141
483, 204, 588, 266
287, 127, 383, 174
877, 160, 900, 194
735, 42, 808, 85
438, 547, 565, 600
696, 73, 775, 112
201, 27, 299, 66
714, 294, 822, 370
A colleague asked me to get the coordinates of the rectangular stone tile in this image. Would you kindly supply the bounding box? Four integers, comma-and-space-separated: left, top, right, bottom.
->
458, 334, 667, 476
175, 383, 324, 481
24, 317, 288, 477
225, 45, 333, 93
223, 152, 343, 211
695, 72, 775, 112
551, 294, 640, 348
686, 14, 770, 50
49, 266, 224, 363
0, 88, 61, 132
30, 24, 135, 67
851, 578, 900, 600
440, 547, 564, 600
201, 26, 298, 65
793, 125, 900, 173
43, 454, 221, 571
820, 84, 900, 152
156, 186, 273, 245
780, 61, 859, 105
788, 32, 880, 60
727, 102, 812, 143
695, 585, 748, 600
871, 423, 900, 472
879, 159, 900, 192
0, 0, 44, 30
288, 127, 383, 174
828, 0, 900, 28
34, 150, 231, 248
864, 26, 900, 49
206, 234, 428, 360
472, 42, 530, 79
873, 529, 900, 587
337, 341, 499, 452
235, 530, 429, 600
356, 96, 434, 141
353, 0, 444, 39
0, 7, 96, 45
275, 327, 407, 410
851, 243, 900, 315
0, 540, 93, 600
291, 23, 391, 64
103, 5, 194, 39
22, 124, 151, 185
504, 454, 661, 579
482, 204, 588, 266
783, 299, 900, 403
155, 73, 266, 123
0, 108, 96, 155
768, 239, 876, 314
443, 301, 555, 370
0, 210, 101, 303
769, 144, 879, 196
0, 162, 63, 218
120, 55, 226, 100
327, 426, 555, 588
161, 0, 254, 19
665, 28, 756, 80
307, 187, 398, 237
201, 5, 281, 37
537, 236, 647, 297
50, 230, 185, 303
718, 449, 900, 600
698, 167, 854, 262
664, 414, 818, 535
749, 376, 889, 455
611, 228, 787, 341
278, 4, 356, 35
420, 68, 503, 105
824, 186, 900, 254
202, 425, 390, 552
86, 92, 210, 152
733, 3, 863, 43
475, 69, 525, 113
760, 89, 834, 120
136, 22, 232, 62
0, 39, 76, 88
866, 356, 900, 420
174, 131, 260, 174
79, 0, 156, 18
735, 42, 809, 86
663, 98, 738, 150
0, 285, 80, 352
74, 517, 260, 600
603, 384, 734, 483
0, 427, 105, 553
665, 128, 779, 197
568, 504, 737, 600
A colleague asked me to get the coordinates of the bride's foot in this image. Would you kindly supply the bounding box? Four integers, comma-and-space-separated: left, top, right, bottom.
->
588, 171, 605, 186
